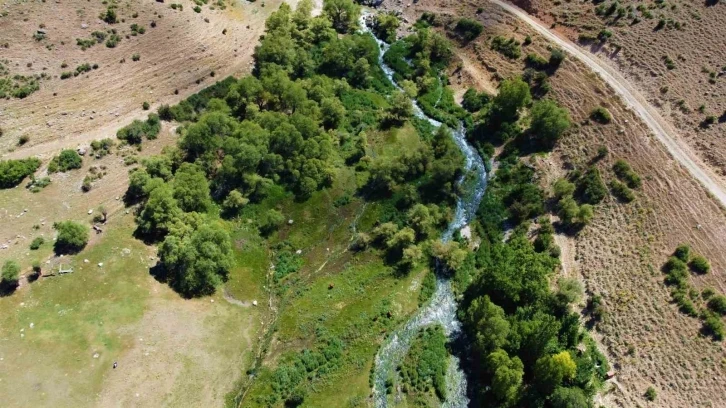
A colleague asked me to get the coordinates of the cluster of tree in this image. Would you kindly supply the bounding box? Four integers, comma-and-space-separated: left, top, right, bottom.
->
553, 178, 594, 230
663, 245, 723, 340
48, 149, 82, 173
491, 36, 522, 59
0, 158, 41, 188
122, 0, 468, 298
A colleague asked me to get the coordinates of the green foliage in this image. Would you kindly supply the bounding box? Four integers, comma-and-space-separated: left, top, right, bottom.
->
690, 255, 710, 274
29, 236, 44, 250
373, 13, 400, 43
609, 180, 635, 202
525, 53, 549, 70
534, 351, 576, 393
1, 260, 20, 291
590, 106, 612, 124
172, 163, 211, 212
461, 88, 491, 113
323, 0, 360, 33
612, 159, 641, 188
48, 149, 82, 173
117, 114, 161, 144
399, 325, 449, 402
100, 7, 117, 24
645, 386, 657, 401
492, 78, 531, 123
0, 158, 41, 188
455, 18, 484, 41
158, 219, 234, 297
273, 247, 304, 282
491, 36, 522, 59
673, 244, 691, 262
576, 167, 607, 204
703, 314, 725, 340
486, 348, 524, 407
707, 295, 726, 315
259, 209, 285, 236
53, 220, 89, 254
551, 387, 588, 408
105, 33, 121, 48
528, 99, 570, 149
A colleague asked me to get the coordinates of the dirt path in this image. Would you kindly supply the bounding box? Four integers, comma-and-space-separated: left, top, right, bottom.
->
490, 0, 726, 209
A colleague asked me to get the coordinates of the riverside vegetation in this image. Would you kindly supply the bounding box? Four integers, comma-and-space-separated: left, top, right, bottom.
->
0, 1, 609, 406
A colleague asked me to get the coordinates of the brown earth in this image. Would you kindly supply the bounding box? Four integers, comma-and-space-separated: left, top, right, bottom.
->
507, 0, 726, 181
0, 0, 289, 160
386, 1, 726, 406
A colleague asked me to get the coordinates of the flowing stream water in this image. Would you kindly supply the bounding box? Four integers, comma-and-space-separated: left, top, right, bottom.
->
362, 15, 489, 408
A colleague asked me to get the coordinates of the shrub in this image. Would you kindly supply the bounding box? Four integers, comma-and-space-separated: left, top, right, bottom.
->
491, 36, 521, 59
525, 53, 548, 69
0, 158, 41, 188
132, 53, 140, 62
702, 314, 725, 340
1, 260, 20, 291
100, 7, 118, 24
690, 255, 710, 274
673, 244, 691, 262
597, 29, 612, 42
549, 48, 565, 67
48, 149, 82, 173
645, 386, 657, 401
707, 295, 726, 315
590, 106, 612, 124
455, 18, 484, 41
117, 114, 161, 144
18, 135, 30, 145
612, 159, 641, 188
577, 167, 607, 204
53, 220, 89, 254
142, 101, 150, 110
193, 5, 202, 12
105, 33, 121, 48
29, 236, 44, 250
609, 180, 635, 202
259, 209, 284, 236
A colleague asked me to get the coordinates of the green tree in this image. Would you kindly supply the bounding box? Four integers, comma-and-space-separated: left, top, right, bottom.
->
534, 351, 576, 393
173, 163, 211, 212
53, 220, 89, 254
492, 78, 531, 122
1, 260, 21, 291
553, 178, 575, 199
320, 97, 346, 129
550, 387, 588, 408
374, 13, 400, 43
48, 149, 83, 173
136, 183, 182, 238
323, 0, 360, 33
707, 295, 726, 315
465, 296, 510, 353
486, 349, 524, 407
259, 209, 285, 236
350, 57, 372, 88
385, 91, 413, 125
222, 190, 249, 215
159, 221, 234, 297
529, 100, 570, 148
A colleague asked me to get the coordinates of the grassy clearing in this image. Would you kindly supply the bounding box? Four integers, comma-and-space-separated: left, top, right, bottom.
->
0, 212, 264, 407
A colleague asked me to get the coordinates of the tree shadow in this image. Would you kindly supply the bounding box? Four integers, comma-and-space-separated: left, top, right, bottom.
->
0, 281, 19, 297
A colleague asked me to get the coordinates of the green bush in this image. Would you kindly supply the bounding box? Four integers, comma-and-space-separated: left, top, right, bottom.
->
53, 220, 89, 254
100, 7, 117, 24
525, 53, 548, 69
117, 114, 161, 144
645, 386, 657, 401
612, 159, 641, 188
609, 180, 635, 202
491, 36, 521, 59
48, 149, 82, 173
455, 18, 484, 41
1, 260, 20, 291
29, 236, 44, 250
576, 167, 607, 204
0, 158, 41, 188
703, 314, 725, 340
707, 295, 726, 315
690, 255, 710, 274
590, 106, 612, 124
673, 244, 691, 262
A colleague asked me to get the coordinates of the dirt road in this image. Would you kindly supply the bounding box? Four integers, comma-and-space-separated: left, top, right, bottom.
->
490, 0, 726, 208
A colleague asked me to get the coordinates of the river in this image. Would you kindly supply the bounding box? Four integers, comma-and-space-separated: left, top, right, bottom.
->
361, 14, 489, 408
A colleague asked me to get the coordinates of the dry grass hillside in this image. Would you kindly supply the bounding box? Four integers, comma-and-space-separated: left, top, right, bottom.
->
0, 0, 288, 159
509, 0, 726, 182
387, 0, 726, 406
